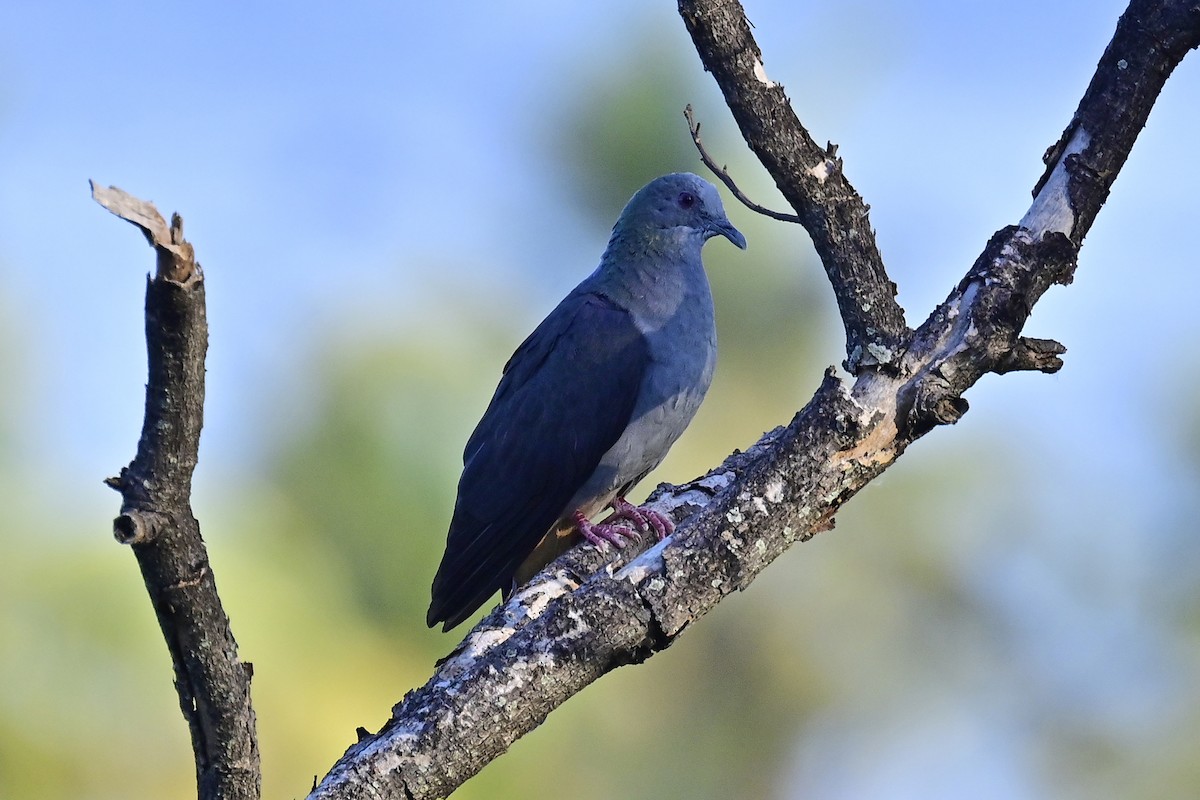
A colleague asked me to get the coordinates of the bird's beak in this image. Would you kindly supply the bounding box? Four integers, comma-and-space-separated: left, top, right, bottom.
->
709, 217, 747, 250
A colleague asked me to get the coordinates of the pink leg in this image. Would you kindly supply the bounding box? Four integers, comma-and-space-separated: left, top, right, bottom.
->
574, 510, 639, 550
575, 498, 677, 552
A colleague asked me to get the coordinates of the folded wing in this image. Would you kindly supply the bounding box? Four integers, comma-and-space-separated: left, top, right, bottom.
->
427, 292, 650, 630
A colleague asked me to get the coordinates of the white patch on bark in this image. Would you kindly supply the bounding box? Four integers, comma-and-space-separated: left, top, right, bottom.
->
446, 627, 517, 669
514, 574, 576, 619
644, 471, 733, 519
494, 653, 556, 698
1021, 127, 1090, 238
615, 537, 669, 583
931, 280, 982, 365
753, 59, 776, 87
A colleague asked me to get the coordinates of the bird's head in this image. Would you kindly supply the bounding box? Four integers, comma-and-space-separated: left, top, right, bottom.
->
617, 173, 747, 251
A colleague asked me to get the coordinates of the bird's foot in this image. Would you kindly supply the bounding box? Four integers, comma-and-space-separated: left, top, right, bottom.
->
574, 498, 675, 552
574, 511, 639, 550
610, 496, 675, 540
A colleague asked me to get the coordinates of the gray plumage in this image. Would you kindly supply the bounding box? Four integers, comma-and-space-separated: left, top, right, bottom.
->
427, 173, 746, 631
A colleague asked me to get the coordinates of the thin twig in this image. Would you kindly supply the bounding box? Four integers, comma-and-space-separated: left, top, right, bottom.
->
684, 104, 802, 224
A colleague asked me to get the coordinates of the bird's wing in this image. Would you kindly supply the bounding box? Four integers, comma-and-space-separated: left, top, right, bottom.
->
427, 291, 651, 630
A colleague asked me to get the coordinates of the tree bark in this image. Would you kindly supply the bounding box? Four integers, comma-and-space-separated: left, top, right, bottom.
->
306, 0, 1200, 797
95, 184, 260, 800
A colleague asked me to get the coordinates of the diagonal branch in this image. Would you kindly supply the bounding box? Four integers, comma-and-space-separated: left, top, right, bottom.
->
678, 0, 910, 373
307, 1, 1200, 798
94, 183, 260, 800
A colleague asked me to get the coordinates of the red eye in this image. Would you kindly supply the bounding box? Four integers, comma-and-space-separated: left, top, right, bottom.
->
677, 191, 696, 209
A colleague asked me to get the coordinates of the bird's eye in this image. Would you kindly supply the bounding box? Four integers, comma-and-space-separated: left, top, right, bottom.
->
677, 191, 696, 209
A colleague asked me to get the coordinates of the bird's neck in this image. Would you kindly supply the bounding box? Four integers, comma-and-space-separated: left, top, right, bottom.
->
598, 228, 706, 281
591, 228, 711, 321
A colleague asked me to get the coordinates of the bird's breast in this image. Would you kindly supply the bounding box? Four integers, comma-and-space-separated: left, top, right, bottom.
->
576, 291, 716, 504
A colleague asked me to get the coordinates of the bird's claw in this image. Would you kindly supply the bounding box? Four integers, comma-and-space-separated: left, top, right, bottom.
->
574, 511, 639, 550
611, 496, 675, 540
574, 498, 675, 553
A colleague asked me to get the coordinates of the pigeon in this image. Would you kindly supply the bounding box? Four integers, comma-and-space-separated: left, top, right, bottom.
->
427, 173, 746, 631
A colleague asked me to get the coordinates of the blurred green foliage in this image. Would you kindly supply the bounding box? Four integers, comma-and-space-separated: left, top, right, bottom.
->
5, 14, 1200, 800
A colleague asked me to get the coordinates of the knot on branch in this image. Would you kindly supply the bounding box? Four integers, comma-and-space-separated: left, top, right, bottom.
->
806, 146, 842, 184
994, 337, 1067, 375
113, 510, 169, 545
898, 372, 969, 437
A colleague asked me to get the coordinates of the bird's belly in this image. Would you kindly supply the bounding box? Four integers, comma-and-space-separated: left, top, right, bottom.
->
615, 388, 704, 477
517, 379, 707, 584
565, 355, 712, 519
561, 281, 717, 523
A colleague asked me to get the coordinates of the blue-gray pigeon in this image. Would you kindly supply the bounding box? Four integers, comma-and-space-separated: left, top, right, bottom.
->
427, 173, 746, 631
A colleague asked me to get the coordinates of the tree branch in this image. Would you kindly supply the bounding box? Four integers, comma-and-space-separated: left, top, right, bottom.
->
95, 183, 260, 800
678, 0, 910, 373
306, 1, 1200, 797
684, 103, 803, 224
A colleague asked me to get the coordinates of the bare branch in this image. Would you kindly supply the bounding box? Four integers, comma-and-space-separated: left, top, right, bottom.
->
678, 0, 909, 373
1024, 1, 1200, 244
995, 337, 1068, 375
684, 104, 802, 224
307, 3, 1200, 796
94, 182, 260, 800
